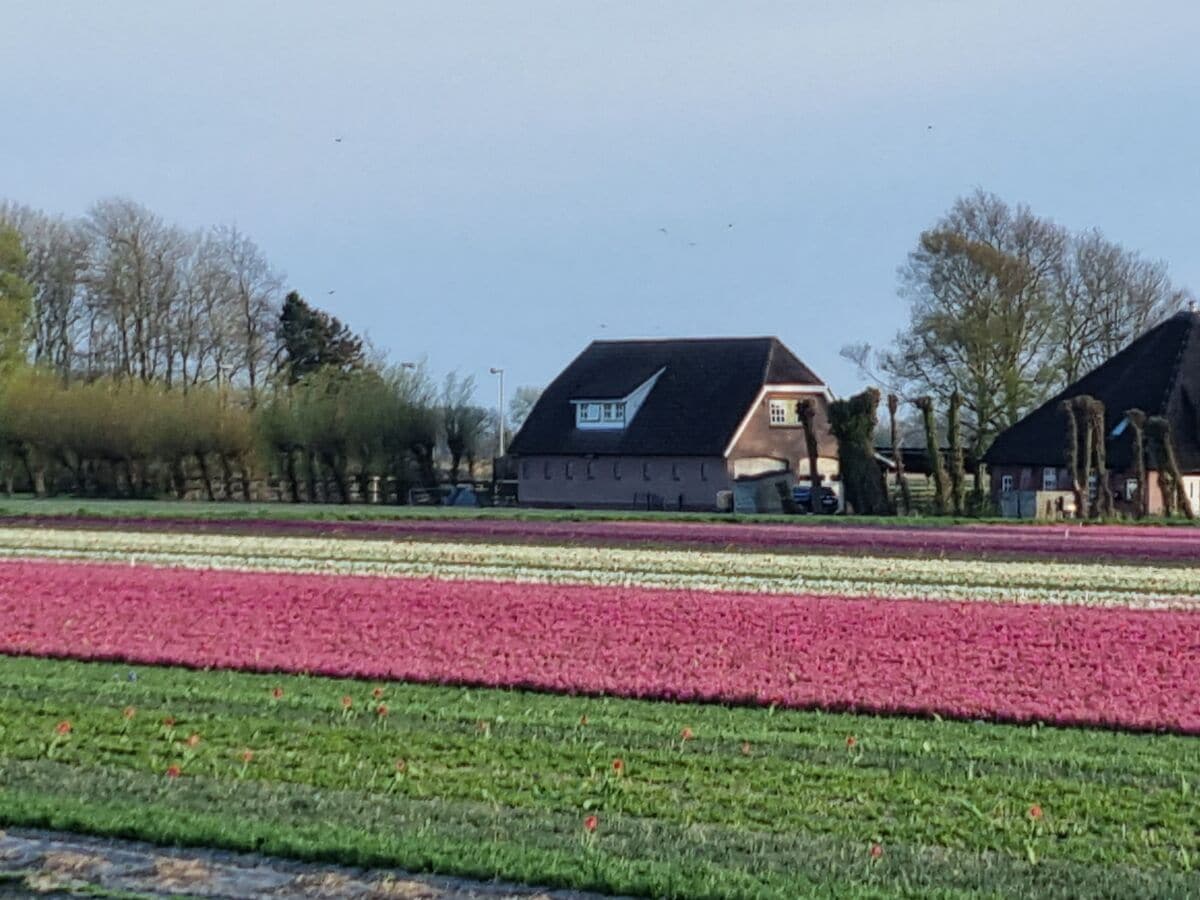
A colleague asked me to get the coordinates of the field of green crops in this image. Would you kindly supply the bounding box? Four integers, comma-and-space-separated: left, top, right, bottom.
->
2, 656, 1199, 898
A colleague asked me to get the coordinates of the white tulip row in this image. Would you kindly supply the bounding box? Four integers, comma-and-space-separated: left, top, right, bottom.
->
0, 526, 1195, 609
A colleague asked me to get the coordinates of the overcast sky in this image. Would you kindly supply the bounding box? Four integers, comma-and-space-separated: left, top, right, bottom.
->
5, 2, 1199, 404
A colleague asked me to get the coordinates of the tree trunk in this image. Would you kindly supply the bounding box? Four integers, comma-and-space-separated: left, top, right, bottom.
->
915, 397, 948, 515
284, 450, 301, 502
797, 399, 824, 513
219, 454, 236, 501
1061, 400, 1084, 519
305, 450, 320, 502
195, 452, 216, 502
1089, 399, 1112, 518
1148, 417, 1194, 518
947, 391, 965, 515
1126, 409, 1147, 519
1072, 397, 1093, 520
887, 394, 911, 515
239, 457, 253, 501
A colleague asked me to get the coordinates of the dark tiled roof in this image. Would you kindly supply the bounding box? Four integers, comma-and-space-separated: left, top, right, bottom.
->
984, 311, 1200, 470
508, 337, 823, 457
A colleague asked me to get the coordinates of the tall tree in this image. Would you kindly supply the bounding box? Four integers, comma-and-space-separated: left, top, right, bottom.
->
0, 226, 33, 371
828, 388, 889, 515
441, 372, 487, 484
886, 393, 911, 514
276, 291, 364, 384
1126, 409, 1148, 519
882, 191, 1065, 465
915, 396, 948, 515
508, 385, 543, 432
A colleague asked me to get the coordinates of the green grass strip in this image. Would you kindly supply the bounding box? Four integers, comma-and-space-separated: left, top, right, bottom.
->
0, 655, 1198, 898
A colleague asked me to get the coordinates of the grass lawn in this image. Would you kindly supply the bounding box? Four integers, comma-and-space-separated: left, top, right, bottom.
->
0, 494, 1155, 528
1, 656, 1197, 898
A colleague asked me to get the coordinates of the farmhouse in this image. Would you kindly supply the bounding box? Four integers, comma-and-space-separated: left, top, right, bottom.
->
507, 337, 837, 511
985, 309, 1200, 517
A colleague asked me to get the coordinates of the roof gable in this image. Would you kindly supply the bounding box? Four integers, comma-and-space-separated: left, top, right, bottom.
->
985, 311, 1200, 470
508, 337, 825, 457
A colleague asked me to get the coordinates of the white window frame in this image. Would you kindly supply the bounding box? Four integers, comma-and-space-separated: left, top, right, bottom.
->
577, 403, 602, 424
1042, 467, 1057, 491
565, 460, 574, 480
768, 399, 788, 426
1000, 474, 1014, 494
613, 460, 622, 480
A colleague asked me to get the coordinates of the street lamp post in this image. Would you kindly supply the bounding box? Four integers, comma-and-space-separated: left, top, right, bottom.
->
489, 367, 505, 458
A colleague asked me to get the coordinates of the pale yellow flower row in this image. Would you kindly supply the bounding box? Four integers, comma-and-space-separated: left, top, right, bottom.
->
0, 526, 1194, 608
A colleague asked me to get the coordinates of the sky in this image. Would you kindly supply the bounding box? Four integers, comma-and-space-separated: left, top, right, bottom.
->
4, 2, 1199, 407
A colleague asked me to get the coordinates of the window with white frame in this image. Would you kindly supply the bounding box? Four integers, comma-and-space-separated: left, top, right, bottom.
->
768, 399, 788, 426
1125, 479, 1139, 501
565, 461, 574, 480
642, 462, 650, 481
1042, 467, 1057, 491
613, 460, 622, 480
1001, 474, 1014, 493
576, 401, 625, 427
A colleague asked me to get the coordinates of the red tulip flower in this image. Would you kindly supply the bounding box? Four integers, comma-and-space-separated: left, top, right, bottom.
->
395, 758, 408, 773
372, 687, 384, 700
241, 749, 254, 763
611, 758, 624, 774
55, 720, 71, 736
162, 716, 176, 727
1029, 804, 1043, 820
870, 843, 883, 860
583, 815, 598, 833
166, 764, 182, 779
376, 703, 388, 717
680, 727, 694, 741
846, 735, 857, 749
123, 706, 136, 720
271, 687, 284, 700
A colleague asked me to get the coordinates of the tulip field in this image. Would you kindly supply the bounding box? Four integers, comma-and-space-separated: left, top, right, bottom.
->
1, 514, 1199, 897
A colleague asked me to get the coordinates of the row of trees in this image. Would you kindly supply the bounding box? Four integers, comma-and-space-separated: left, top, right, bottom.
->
0, 197, 544, 502
848, 190, 1193, 468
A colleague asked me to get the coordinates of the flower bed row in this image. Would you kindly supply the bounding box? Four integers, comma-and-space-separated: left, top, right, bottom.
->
5, 514, 1200, 562
2, 527, 1198, 608
2, 559, 1198, 733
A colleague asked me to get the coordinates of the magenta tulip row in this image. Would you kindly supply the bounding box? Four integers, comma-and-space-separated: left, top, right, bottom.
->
3, 559, 1198, 733
5, 514, 1199, 562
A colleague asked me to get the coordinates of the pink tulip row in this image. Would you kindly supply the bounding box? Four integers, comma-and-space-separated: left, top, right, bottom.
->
2, 559, 1198, 733
5, 514, 1199, 562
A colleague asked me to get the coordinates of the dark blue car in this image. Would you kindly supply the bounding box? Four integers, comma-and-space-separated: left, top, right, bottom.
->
792, 484, 839, 514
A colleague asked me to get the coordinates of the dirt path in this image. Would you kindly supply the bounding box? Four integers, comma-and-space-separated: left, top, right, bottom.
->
0, 828, 614, 899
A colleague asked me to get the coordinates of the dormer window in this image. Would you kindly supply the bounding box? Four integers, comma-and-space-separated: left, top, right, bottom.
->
571, 367, 663, 431
575, 400, 626, 428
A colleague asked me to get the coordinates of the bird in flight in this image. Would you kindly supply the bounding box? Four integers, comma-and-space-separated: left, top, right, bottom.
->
726, 223, 734, 229
658, 227, 668, 234
327, 290, 336, 295
334, 137, 343, 143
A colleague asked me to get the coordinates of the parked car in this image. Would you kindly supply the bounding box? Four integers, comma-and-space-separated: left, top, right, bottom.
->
792, 484, 839, 514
